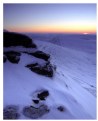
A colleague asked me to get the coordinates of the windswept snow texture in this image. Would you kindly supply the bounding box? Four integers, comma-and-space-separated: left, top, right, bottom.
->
4, 34, 96, 119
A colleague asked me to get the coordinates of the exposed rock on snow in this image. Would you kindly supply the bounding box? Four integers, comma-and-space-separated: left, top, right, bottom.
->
26, 62, 54, 77
29, 50, 50, 61
4, 51, 21, 64
57, 106, 65, 112
31, 89, 49, 108
23, 105, 49, 119
4, 32, 37, 48
3, 105, 20, 119
31, 89, 49, 101
3, 33, 96, 119
37, 90, 49, 100
33, 100, 39, 104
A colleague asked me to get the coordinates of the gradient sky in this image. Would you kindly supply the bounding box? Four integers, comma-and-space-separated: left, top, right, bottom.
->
4, 4, 96, 34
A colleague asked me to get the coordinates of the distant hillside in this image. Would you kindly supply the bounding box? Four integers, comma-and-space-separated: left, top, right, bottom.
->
3, 29, 9, 32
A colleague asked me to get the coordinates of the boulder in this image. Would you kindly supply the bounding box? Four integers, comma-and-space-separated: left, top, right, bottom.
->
29, 51, 50, 61
4, 51, 21, 64
33, 100, 39, 104
3, 105, 20, 119
26, 62, 54, 77
37, 90, 49, 100
4, 32, 37, 48
57, 106, 65, 112
23, 105, 49, 119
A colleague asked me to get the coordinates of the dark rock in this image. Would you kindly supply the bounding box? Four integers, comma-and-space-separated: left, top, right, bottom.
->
23, 105, 49, 119
91, 85, 94, 87
29, 51, 50, 61
7, 56, 20, 64
3, 105, 20, 119
57, 106, 65, 112
37, 90, 49, 100
3, 55, 7, 63
4, 51, 21, 56
26, 62, 54, 77
3, 29, 9, 32
26, 63, 38, 68
33, 100, 39, 104
4, 51, 21, 64
4, 32, 37, 48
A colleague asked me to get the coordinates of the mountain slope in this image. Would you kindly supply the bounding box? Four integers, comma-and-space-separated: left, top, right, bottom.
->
35, 40, 96, 95
34, 40, 96, 118
4, 38, 96, 119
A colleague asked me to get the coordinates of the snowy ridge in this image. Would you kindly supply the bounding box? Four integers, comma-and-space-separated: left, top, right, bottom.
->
27, 33, 96, 54
34, 40, 96, 118
4, 39, 96, 119
35, 40, 96, 94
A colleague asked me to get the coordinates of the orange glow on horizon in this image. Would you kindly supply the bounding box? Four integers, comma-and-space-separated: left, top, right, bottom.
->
7, 24, 96, 34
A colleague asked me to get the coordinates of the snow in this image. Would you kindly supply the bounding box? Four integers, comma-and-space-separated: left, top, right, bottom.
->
4, 46, 37, 53
27, 33, 96, 53
19, 53, 46, 66
35, 39, 96, 95
4, 34, 96, 119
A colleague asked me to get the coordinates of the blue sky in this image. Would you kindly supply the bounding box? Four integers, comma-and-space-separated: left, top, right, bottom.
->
4, 4, 96, 33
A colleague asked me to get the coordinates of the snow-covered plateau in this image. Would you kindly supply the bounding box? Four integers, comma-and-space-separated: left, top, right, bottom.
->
3, 33, 96, 119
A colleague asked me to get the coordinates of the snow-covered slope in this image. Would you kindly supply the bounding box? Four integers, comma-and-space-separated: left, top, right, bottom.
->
34, 40, 96, 117
27, 33, 96, 54
35, 40, 96, 95
4, 37, 96, 119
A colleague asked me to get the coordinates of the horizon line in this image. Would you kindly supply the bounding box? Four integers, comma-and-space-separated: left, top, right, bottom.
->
4, 29, 96, 35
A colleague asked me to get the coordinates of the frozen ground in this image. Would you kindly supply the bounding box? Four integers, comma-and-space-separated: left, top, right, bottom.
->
4, 34, 96, 119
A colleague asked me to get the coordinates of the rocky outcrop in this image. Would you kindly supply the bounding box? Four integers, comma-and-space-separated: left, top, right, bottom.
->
29, 51, 50, 61
4, 32, 56, 77
26, 62, 54, 77
4, 32, 37, 48
4, 51, 21, 64
23, 89, 50, 119
33, 100, 39, 104
37, 90, 49, 100
57, 106, 65, 112
3, 105, 20, 119
23, 105, 49, 119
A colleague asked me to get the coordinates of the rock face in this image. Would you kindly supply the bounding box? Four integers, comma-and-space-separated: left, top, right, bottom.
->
3, 105, 20, 119
26, 62, 54, 77
29, 51, 50, 61
4, 32, 37, 48
4, 51, 21, 64
23, 105, 49, 119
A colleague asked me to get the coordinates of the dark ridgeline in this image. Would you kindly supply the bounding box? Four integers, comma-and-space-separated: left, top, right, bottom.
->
4, 32, 37, 48
3, 29, 9, 32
